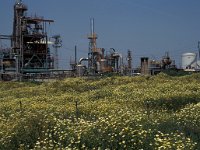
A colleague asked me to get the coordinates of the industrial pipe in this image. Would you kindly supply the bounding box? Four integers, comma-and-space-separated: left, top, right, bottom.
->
79, 57, 89, 64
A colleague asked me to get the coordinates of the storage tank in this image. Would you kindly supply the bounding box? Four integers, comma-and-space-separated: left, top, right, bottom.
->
181, 53, 197, 69
197, 60, 200, 68
76, 64, 85, 76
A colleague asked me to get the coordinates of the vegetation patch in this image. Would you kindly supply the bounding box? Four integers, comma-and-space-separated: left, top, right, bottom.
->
0, 74, 200, 149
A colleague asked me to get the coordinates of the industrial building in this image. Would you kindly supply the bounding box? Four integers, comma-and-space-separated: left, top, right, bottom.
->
0, 0, 58, 80
1, 0, 200, 81
140, 52, 175, 75
0, 1, 133, 80
71, 19, 126, 76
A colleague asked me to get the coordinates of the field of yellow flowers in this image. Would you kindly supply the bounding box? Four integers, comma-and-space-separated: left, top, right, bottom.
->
0, 73, 200, 149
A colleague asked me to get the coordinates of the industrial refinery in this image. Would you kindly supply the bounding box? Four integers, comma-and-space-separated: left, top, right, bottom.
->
0, 0, 199, 81
70, 18, 131, 77
0, 0, 55, 80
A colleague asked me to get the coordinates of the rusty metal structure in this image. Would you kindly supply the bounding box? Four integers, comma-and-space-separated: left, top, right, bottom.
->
141, 57, 149, 75
161, 52, 172, 69
1, 1, 131, 79
139, 52, 174, 75
12, 0, 54, 73
0, 0, 56, 80
0, 1, 184, 80
76, 19, 123, 76
1, 1, 135, 79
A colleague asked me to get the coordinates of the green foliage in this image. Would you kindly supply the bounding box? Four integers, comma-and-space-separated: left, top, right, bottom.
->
0, 74, 200, 149
161, 69, 191, 76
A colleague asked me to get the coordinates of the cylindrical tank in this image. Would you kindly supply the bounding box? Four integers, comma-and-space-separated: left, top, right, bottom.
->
76, 64, 85, 76
181, 53, 197, 69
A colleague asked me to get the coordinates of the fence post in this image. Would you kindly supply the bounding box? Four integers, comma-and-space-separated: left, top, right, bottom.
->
75, 100, 79, 120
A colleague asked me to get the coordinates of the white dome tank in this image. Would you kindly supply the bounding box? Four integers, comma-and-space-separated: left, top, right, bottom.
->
181, 53, 197, 69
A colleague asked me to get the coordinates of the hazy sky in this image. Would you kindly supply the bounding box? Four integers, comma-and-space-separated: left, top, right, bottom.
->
1, 0, 200, 69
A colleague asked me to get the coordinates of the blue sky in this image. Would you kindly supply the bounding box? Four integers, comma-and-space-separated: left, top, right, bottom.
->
1, 0, 200, 69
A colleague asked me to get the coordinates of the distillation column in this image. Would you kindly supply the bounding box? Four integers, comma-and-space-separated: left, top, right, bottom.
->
88, 18, 98, 74
12, 0, 27, 52
52, 35, 62, 69
12, 0, 27, 74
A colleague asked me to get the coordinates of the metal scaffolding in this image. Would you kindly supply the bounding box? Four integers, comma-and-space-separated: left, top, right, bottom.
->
12, 0, 54, 73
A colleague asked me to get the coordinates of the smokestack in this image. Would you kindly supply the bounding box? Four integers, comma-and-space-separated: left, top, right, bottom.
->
198, 41, 200, 58
90, 18, 94, 35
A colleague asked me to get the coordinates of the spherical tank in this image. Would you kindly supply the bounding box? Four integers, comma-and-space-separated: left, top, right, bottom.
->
181, 53, 197, 69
